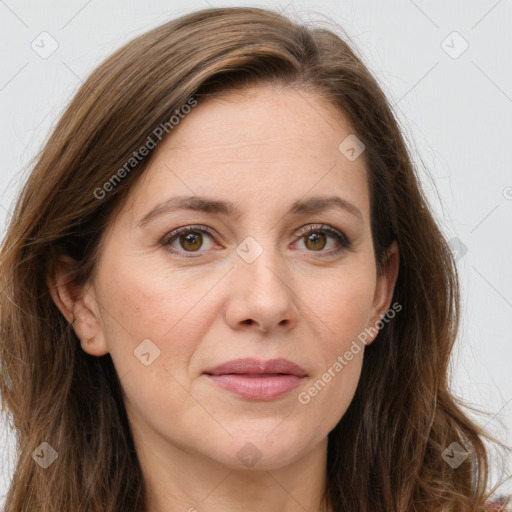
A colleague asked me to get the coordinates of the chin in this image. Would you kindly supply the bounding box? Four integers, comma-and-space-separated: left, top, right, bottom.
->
204, 428, 312, 471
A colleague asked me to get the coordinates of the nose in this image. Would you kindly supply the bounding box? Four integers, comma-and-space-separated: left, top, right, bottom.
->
224, 245, 300, 333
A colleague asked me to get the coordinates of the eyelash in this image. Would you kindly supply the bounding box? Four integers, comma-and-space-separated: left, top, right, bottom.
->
161, 224, 352, 259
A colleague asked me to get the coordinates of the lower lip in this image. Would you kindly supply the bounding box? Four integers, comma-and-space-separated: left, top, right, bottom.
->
205, 374, 304, 400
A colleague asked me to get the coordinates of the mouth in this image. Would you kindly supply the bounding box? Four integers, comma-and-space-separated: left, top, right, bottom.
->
203, 358, 307, 400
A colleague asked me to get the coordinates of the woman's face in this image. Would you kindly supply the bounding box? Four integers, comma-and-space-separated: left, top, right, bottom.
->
72, 85, 398, 471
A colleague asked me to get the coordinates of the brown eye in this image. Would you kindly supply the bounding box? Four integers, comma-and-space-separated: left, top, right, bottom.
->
179, 231, 203, 251
303, 232, 327, 251
294, 224, 352, 257
163, 226, 216, 256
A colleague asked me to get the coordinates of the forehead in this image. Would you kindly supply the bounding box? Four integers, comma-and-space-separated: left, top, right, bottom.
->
163, 85, 354, 157
119, 85, 370, 224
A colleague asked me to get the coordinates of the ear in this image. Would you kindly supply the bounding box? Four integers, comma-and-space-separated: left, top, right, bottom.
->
46, 254, 109, 356
365, 240, 400, 345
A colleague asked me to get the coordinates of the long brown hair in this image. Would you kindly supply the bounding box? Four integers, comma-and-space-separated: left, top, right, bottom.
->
0, 6, 509, 511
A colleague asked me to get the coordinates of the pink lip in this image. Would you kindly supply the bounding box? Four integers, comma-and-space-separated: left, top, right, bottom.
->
203, 358, 307, 401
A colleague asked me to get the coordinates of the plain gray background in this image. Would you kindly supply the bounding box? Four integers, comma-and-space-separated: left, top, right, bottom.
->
1, 0, 511, 503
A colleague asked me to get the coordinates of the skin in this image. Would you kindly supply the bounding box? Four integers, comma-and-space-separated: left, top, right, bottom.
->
49, 84, 399, 512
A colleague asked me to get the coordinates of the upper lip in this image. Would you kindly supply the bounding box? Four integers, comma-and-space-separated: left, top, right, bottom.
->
204, 358, 307, 377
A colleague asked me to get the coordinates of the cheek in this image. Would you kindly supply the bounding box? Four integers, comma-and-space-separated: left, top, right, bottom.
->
96, 261, 211, 436
306, 267, 375, 348
93, 257, 206, 383
295, 346, 364, 446
292, 268, 374, 428
97, 252, 218, 342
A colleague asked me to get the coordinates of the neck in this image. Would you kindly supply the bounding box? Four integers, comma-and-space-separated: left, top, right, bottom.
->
136, 430, 332, 512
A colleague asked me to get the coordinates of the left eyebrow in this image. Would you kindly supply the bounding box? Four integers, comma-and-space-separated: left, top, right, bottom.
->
135, 194, 364, 228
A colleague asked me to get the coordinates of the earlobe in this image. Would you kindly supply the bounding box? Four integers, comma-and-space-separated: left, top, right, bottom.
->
47, 254, 109, 357
77, 331, 109, 357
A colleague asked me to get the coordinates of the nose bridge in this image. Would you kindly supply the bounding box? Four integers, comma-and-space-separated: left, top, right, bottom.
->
226, 234, 299, 331
238, 234, 291, 295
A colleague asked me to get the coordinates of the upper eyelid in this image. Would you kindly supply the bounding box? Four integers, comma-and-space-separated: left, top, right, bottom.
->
162, 223, 348, 246
293, 223, 342, 236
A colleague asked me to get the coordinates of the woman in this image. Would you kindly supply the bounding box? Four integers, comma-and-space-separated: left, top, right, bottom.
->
0, 6, 510, 512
